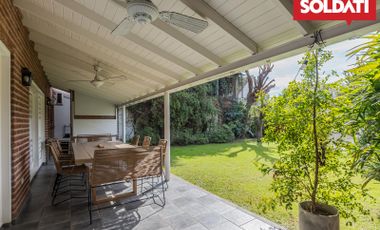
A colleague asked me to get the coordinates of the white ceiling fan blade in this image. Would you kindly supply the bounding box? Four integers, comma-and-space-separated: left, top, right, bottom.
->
112, 16, 135, 35
159, 11, 208, 34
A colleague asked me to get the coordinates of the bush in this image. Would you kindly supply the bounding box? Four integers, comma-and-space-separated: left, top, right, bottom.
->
208, 125, 235, 143
223, 101, 247, 138
172, 129, 209, 145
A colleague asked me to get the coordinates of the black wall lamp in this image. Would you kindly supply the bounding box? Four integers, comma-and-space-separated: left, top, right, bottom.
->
21, 67, 32, 86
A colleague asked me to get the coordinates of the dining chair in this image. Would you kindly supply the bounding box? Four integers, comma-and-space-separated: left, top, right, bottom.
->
158, 139, 169, 189
142, 136, 151, 149
130, 135, 140, 146
88, 147, 165, 224
47, 138, 75, 165
47, 143, 88, 206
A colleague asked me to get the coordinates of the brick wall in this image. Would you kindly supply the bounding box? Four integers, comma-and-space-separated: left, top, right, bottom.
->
0, 0, 51, 220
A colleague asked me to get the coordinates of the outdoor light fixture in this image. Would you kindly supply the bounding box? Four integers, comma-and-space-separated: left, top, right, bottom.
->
21, 67, 32, 86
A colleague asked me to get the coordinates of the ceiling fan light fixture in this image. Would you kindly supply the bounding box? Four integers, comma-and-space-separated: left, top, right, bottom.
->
127, 0, 159, 24
91, 80, 104, 88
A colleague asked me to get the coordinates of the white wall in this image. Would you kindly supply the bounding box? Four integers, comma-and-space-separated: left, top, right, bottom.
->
53, 89, 70, 138
0, 41, 12, 225
73, 93, 117, 136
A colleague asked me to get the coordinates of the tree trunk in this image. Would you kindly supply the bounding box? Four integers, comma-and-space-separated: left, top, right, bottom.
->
311, 49, 320, 212
256, 111, 264, 142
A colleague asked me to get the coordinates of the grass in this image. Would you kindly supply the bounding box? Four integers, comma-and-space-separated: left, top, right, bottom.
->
170, 139, 380, 230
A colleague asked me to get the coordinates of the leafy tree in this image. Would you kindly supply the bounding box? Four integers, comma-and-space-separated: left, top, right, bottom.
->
341, 33, 380, 186
128, 82, 219, 145
262, 48, 369, 222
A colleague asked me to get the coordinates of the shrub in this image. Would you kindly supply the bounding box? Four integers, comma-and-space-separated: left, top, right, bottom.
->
172, 129, 209, 145
208, 124, 235, 143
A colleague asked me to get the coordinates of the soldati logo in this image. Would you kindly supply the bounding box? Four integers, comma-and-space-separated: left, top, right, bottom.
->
293, 0, 377, 25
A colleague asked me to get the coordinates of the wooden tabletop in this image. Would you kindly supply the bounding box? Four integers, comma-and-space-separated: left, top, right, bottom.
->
72, 141, 136, 164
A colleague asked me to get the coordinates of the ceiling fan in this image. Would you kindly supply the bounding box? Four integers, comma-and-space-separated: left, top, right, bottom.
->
112, 0, 208, 35
67, 65, 128, 88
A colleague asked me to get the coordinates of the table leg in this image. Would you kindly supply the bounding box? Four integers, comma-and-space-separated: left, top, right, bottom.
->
132, 179, 137, 195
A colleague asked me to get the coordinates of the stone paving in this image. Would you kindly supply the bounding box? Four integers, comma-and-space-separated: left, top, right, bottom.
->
2, 163, 286, 230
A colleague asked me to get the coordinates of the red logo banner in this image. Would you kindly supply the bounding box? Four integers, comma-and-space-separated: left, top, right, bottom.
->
293, 0, 377, 25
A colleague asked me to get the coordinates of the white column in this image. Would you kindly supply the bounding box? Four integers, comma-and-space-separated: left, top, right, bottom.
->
122, 105, 126, 143
164, 92, 171, 181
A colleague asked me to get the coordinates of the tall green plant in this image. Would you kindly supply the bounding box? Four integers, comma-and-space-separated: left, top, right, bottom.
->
262, 48, 369, 222
341, 33, 380, 186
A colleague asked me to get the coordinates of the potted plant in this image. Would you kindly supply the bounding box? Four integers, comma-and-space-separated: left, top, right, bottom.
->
261, 48, 370, 229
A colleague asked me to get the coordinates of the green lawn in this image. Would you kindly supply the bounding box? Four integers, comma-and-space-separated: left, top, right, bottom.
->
170, 139, 380, 230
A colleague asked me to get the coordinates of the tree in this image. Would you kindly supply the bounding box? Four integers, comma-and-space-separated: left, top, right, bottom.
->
245, 64, 275, 141
341, 33, 380, 186
262, 48, 369, 223
245, 64, 275, 111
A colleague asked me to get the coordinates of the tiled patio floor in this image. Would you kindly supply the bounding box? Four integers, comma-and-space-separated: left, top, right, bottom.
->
3, 163, 285, 230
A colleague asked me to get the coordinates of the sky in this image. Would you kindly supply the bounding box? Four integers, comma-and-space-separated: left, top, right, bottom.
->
247, 37, 368, 96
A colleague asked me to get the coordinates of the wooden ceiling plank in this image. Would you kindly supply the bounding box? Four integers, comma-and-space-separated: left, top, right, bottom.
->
152, 20, 225, 66
180, 0, 258, 53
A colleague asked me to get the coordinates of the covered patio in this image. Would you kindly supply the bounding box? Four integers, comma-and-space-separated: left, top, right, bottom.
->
0, 0, 380, 229
8, 162, 283, 230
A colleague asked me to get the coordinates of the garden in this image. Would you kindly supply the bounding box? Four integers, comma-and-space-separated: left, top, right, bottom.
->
170, 140, 380, 229
127, 33, 380, 229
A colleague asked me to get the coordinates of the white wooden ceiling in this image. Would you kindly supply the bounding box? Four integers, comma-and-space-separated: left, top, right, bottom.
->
14, 0, 380, 104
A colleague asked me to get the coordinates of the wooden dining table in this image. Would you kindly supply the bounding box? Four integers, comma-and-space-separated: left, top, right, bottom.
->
72, 141, 136, 164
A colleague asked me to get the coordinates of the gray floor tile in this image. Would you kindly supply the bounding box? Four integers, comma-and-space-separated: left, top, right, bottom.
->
241, 219, 275, 230
222, 208, 255, 226
164, 213, 197, 230
9, 222, 39, 230
38, 221, 70, 230
194, 212, 228, 229
210, 221, 243, 230
183, 223, 208, 230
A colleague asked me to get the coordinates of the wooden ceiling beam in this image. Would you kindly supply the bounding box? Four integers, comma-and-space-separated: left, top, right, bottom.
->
274, 0, 314, 35
180, 0, 258, 53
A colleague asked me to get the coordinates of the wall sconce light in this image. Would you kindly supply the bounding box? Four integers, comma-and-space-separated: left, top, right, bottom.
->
21, 67, 32, 86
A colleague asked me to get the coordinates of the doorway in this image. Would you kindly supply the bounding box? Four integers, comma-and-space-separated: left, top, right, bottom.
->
0, 41, 11, 225
29, 83, 45, 180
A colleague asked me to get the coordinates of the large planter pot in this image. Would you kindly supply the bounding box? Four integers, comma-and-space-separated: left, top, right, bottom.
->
299, 201, 339, 230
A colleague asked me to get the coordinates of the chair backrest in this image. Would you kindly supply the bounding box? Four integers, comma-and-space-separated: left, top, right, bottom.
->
91, 147, 162, 186
142, 136, 151, 149
158, 139, 168, 164
158, 139, 168, 154
130, 135, 140, 146
46, 143, 62, 174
